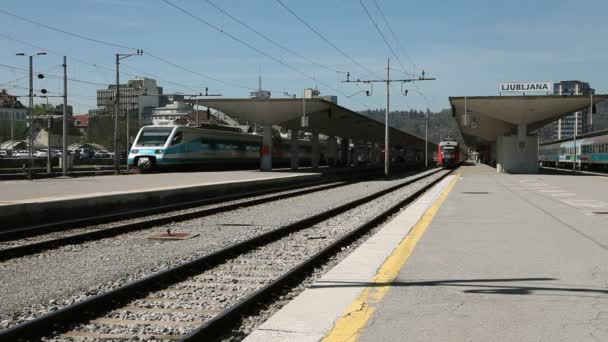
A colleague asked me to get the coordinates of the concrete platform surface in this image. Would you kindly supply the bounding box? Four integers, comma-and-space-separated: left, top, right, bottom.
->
0, 170, 322, 229
247, 164, 608, 342
0, 170, 318, 204
245, 173, 458, 342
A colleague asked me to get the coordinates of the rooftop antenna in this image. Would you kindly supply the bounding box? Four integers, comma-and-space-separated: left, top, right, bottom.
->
258, 65, 262, 91
250, 66, 271, 99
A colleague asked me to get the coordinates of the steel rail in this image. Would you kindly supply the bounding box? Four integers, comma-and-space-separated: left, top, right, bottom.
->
0, 169, 383, 242
184, 168, 452, 341
0, 168, 443, 341
0, 176, 375, 261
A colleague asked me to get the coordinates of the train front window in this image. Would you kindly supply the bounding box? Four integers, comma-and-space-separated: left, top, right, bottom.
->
135, 128, 173, 147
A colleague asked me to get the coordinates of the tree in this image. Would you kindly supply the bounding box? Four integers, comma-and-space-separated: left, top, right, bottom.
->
32, 104, 55, 115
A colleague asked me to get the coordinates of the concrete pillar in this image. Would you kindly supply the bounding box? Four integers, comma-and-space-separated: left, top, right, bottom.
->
290, 128, 299, 170
517, 123, 527, 144
327, 135, 337, 166
340, 138, 349, 166
261, 122, 272, 171
311, 131, 320, 168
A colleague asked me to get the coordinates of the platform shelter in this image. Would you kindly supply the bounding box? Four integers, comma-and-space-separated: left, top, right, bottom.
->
196, 98, 433, 171
449, 95, 608, 173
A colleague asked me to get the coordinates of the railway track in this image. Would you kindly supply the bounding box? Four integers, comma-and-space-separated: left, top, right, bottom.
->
0, 170, 389, 261
1, 170, 379, 241
0, 168, 450, 342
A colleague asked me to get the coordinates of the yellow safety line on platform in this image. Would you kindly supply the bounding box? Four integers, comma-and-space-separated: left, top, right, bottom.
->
322, 172, 461, 342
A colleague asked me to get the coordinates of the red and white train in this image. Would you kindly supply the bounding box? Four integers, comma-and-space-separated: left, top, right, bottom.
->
437, 139, 461, 168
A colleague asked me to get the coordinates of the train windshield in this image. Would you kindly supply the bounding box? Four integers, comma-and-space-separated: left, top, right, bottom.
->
135, 127, 174, 147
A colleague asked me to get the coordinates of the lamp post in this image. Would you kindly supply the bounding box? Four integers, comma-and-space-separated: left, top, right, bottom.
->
16, 51, 46, 179
114, 50, 143, 174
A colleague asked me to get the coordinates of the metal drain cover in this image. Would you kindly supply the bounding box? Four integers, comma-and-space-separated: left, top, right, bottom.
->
148, 232, 200, 240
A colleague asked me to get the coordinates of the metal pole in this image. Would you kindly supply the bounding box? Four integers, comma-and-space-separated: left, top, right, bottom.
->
590, 93, 593, 131
47, 97, 51, 174
573, 112, 577, 172
126, 100, 130, 173
385, 58, 390, 177
114, 53, 120, 174
10, 100, 14, 142
62, 56, 68, 176
425, 111, 428, 168
28, 56, 34, 178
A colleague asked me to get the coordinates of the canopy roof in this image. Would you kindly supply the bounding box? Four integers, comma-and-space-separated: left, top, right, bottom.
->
449, 95, 608, 146
195, 98, 434, 149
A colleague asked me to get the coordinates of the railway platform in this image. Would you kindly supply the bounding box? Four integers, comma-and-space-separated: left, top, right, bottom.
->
246, 163, 608, 342
0, 169, 328, 229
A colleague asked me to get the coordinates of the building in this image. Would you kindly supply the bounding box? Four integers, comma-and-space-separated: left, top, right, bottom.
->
0, 89, 28, 142
151, 95, 194, 125
72, 114, 89, 136
31, 115, 82, 147
548, 81, 595, 140
90, 78, 165, 125
55, 104, 73, 116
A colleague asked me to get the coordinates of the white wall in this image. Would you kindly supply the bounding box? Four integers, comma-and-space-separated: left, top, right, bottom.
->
496, 135, 538, 174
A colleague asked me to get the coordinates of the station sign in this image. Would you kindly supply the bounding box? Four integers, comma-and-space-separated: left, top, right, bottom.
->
499, 81, 553, 94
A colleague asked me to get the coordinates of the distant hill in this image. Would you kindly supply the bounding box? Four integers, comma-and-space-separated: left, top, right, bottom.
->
359, 108, 464, 146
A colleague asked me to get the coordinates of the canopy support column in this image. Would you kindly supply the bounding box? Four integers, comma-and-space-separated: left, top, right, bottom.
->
290, 128, 299, 170
261, 123, 272, 171
311, 132, 320, 168
327, 135, 337, 166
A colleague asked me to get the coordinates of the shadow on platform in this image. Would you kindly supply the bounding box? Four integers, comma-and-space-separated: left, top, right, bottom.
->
310, 278, 608, 298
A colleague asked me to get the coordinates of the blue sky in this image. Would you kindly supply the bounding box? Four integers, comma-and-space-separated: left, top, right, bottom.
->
1, 0, 607, 113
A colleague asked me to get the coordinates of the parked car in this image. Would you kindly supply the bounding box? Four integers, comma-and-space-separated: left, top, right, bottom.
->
68, 148, 93, 158
94, 150, 115, 158
34, 150, 58, 158
0, 150, 10, 158
13, 150, 30, 159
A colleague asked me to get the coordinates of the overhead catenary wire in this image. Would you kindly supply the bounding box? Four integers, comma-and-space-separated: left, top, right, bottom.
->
359, 0, 437, 111
0, 32, 216, 94
0, 5, 380, 110
0, 63, 109, 87
371, 0, 419, 75
0, 8, 258, 92
274, 0, 383, 80
161, 0, 381, 110
204, 0, 345, 75
0, 32, 116, 83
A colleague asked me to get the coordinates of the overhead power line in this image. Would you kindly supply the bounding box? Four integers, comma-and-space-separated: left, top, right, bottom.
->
274, 0, 382, 80
204, 0, 344, 75
359, 0, 412, 77
0, 63, 109, 86
371, 0, 418, 75
0, 9, 134, 51
359, 0, 436, 111
0, 8, 257, 91
161, 0, 380, 109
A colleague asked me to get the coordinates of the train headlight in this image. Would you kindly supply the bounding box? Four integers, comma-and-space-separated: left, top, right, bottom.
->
131, 149, 139, 154
155, 149, 164, 154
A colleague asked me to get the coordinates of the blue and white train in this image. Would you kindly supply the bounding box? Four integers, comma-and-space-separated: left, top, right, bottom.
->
128, 125, 322, 170
539, 129, 608, 171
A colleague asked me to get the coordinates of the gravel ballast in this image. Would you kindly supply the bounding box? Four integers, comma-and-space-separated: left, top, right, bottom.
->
0, 168, 441, 331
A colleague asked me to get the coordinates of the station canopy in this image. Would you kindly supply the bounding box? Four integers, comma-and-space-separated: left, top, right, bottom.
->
195, 98, 432, 148
449, 95, 608, 147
